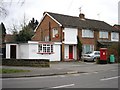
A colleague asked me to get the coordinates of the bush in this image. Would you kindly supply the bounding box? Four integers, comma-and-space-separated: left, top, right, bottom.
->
2, 59, 50, 67
96, 57, 108, 64
96, 57, 100, 64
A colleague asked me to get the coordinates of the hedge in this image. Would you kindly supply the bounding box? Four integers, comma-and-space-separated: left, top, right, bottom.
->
2, 59, 50, 67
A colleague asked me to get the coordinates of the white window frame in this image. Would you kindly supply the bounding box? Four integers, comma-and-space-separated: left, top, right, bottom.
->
45, 36, 49, 41
38, 44, 53, 54
52, 28, 58, 38
82, 29, 94, 38
111, 32, 119, 41
83, 44, 94, 54
99, 31, 108, 38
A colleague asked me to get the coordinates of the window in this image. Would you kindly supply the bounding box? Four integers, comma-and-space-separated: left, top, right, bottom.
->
82, 29, 94, 38
52, 28, 58, 37
38, 44, 53, 54
99, 31, 108, 38
111, 32, 119, 41
83, 45, 94, 54
44, 36, 49, 41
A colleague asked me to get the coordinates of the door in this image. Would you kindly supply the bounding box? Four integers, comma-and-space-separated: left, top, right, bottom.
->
10, 45, 16, 59
69, 45, 73, 59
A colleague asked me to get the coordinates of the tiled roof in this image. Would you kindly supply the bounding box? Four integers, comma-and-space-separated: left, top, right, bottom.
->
47, 12, 119, 32
113, 24, 120, 30
5, 34, 15, 43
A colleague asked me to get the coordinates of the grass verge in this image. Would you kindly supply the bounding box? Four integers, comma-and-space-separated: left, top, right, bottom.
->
0, 68, 30, 74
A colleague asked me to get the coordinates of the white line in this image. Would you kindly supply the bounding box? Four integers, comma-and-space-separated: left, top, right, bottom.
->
100, 76, 120, 81
51, 84, 75, 88
59, 75, 66, 77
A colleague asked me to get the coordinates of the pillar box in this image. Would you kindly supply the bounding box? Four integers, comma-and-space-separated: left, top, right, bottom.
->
100, 48, 107, 60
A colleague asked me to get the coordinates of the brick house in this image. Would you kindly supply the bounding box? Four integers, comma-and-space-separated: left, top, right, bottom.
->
31, 12, 120, 61
113, 25, 120, 42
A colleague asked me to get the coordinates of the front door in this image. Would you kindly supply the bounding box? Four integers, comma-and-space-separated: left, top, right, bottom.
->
10, 45, 16, 59
69, 45, 73, 59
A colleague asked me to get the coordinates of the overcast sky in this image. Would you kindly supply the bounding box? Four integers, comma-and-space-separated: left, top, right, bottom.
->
1, 0, 120, 33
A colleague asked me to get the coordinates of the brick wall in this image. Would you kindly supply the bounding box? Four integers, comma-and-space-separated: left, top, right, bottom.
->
32, 15, 62, 42
78, 29, 112, 51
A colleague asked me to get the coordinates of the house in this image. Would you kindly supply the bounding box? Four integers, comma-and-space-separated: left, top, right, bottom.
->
113, 24, 120, 30
31, 12, 120, 61
6, 12, 120, 61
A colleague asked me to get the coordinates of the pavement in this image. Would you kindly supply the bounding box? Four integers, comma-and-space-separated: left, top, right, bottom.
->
0, 61, 118, 78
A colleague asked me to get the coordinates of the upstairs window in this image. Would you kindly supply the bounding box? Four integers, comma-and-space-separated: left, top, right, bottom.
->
52, 28, 58, 38
111, 32, 119, 41
82, 29, 94, 38
99, 31, 108, 38
38, 43, 53, 54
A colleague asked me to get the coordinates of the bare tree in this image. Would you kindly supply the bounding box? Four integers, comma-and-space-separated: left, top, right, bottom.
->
0, 0, 25, 18
0, 0, 8, 17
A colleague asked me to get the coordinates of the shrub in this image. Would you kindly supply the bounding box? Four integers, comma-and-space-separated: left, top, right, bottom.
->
2, 59, 50, 67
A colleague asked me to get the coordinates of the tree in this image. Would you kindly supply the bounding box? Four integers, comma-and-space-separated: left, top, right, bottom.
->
77, 36, 82, 60
1, 22, 6, 43
28, 18, 39, 31
107, 43, 119, 63
15, 18, 39, 42
0, 0, 25, 18
16, 25, 33, 42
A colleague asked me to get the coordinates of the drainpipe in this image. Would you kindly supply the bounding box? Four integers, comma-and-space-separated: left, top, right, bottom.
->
49, 22, 51, 41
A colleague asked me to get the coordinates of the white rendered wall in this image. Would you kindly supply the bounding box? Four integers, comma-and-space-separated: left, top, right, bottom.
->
28, 42, 61, 61
73, 45, 77, 60
6, 44, 19, 59
63, 28, 78, 44
19, 44, 29, 59
64, 45, 69, 59
6, 44, 10, 59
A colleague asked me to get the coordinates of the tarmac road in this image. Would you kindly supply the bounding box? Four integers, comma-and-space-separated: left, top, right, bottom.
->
1, 63, 120, 89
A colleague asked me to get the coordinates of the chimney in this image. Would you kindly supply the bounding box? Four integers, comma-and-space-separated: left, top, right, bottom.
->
79, 13, 85, 20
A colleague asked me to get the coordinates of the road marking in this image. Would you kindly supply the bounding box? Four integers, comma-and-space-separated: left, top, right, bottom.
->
72, 74, 80, 76
59, 75, 66, 77
51, 84, 75, 88
100, 76, 120, 81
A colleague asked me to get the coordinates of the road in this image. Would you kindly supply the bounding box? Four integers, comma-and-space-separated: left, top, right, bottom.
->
2, 64, 119, 89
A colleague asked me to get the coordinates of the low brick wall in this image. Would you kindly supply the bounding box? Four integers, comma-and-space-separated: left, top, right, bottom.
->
2, 59, 50, 67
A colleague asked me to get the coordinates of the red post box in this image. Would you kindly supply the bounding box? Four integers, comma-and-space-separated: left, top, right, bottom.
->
100, 48, 107, 60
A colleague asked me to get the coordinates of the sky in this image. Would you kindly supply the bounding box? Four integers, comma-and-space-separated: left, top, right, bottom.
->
1, 0, 120, 33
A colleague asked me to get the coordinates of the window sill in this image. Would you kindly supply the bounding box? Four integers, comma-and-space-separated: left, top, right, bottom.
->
37, 52, 54, 54
100, 37, 109, 39
82, 37, 94, 39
